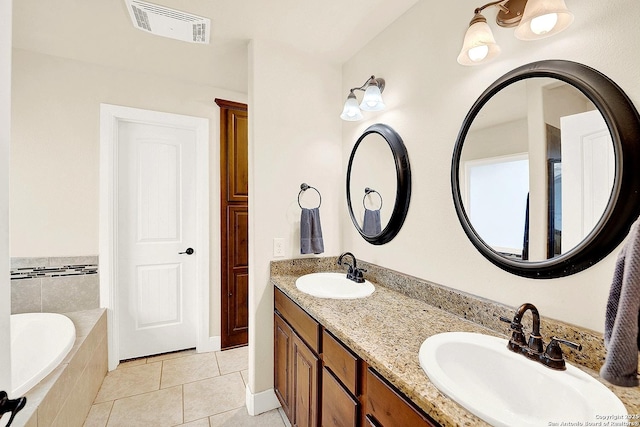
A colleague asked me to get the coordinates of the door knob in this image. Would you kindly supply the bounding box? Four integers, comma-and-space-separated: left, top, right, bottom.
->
179, 248, 195, 255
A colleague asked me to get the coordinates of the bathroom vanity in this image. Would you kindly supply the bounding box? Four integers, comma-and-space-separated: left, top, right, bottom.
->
271, 257, 640, 427
275, 286, 437, 427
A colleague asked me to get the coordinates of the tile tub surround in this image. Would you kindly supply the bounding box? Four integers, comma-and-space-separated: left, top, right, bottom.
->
7, 308, 107, 427
271, 258, 640, 426
11, 256, 99, 314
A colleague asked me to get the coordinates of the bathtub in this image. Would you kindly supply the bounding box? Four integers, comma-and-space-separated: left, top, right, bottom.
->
10, 313, 76, 396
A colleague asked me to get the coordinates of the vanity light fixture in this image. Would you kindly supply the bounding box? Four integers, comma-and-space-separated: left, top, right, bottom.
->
340, 76, 386, 121
457, 0, 574, 66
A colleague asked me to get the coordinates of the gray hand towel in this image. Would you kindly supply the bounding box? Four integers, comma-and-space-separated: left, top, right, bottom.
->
601, 218, 640, 387
300, 207, 324, 254
363, 208, 381, 236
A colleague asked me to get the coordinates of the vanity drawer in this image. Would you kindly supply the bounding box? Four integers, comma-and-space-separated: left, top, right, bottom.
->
366, 368, 439, 427
322, 367, 359, 427
275, 287, 320, 352
322, 329, 359, 395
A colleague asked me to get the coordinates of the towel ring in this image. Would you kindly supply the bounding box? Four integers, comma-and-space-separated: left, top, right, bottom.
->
363, 187, 383, 211
298, 183, 322, 209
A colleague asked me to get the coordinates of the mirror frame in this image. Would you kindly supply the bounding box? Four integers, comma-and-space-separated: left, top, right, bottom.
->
347, 123, 412, 245
452, 60, 640, 278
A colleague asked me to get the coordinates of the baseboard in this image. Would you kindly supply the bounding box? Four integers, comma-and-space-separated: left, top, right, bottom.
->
245, 385, 281, 416
197, 335, 221, 353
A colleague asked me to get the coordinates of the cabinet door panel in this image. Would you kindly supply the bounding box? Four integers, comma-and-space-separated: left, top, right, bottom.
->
293, 334, 320, 427
322, 367, 358, 427
274, 313, 293, 419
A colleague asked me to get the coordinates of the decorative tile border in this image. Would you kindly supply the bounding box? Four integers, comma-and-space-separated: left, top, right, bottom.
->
10, 256, 100, 314
11, 265, 98, 280
11, 256, 98, 280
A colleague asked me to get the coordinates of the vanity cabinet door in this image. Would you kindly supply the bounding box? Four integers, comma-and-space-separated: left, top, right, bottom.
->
293, 332, 320, 427
322, 367, 359, 427
274, 312, 293, 420
366, 368, 439, 427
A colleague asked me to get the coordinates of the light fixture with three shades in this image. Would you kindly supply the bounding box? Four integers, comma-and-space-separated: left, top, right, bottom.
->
458, 0, 574, 66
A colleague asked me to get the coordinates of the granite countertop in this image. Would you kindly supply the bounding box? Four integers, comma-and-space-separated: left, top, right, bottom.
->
271, 263, 640, 427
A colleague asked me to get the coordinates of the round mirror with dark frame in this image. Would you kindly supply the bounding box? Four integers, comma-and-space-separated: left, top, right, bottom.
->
452, 60, 640, 278
347, 123, 411, 245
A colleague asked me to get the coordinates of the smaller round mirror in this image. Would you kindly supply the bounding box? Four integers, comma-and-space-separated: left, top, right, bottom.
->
347, 123, 411, 245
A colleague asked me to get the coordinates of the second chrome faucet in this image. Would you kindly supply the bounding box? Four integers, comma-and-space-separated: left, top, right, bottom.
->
500, 303, 582, 370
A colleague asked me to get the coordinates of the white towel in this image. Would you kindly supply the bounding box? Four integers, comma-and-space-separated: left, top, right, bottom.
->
601, 218, 640, 387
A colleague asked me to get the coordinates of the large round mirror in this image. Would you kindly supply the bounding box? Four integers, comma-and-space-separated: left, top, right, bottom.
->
452, 60, 640, 278
347, 123, 411, 245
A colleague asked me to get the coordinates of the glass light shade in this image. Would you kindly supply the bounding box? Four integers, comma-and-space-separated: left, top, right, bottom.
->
457, 20, 501, 66
359, 85, 385, 111
340, 95, 363, 121
514, 0, 574, 40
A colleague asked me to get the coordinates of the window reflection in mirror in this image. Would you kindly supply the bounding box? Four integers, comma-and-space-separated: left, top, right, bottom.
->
459, 78, 614, 262
348, 133, 396, 236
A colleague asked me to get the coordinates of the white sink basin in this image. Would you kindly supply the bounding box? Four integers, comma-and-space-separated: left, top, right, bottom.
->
419, 332, 626, 427
295, 272, 375, 299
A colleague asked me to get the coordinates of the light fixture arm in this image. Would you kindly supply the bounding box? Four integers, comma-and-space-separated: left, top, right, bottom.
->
474, 0, 509, 15
348, 75, 385, 95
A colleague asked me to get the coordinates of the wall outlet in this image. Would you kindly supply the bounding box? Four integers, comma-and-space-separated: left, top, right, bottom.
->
273, 238, 285, 257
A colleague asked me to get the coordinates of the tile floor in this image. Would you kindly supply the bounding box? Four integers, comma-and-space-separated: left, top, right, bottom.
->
83, 347, 287, 427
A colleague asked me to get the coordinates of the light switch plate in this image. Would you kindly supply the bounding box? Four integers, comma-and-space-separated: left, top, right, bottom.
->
273, 238, 285, 257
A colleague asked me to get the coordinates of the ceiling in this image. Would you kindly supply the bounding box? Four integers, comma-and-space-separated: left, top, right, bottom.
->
12, 0, 419, 93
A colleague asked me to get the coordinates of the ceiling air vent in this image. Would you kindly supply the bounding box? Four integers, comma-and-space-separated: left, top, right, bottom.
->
124, 0, 210, 44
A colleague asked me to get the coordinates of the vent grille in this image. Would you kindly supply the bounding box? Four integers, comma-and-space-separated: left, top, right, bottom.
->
125, 0, 210, 44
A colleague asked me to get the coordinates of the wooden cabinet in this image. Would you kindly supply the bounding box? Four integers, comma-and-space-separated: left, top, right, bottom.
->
274, 288, 321, 427
322, 367, 358, 427
274, 288, 440, 427
274, 312, 293, 420
293, 334, 320, 427
322, 329, 360, 427
365, 368, 438, 427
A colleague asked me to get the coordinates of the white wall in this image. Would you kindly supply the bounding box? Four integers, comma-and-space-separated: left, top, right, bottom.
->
248, 38, 342, 407
342, 0, 640, 333
0, 0, 12, 394
11, 49, 247, 336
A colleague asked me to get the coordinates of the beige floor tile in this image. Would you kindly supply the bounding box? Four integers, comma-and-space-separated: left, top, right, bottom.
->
161, 352, 220, 389
83, 401, 113, 427
215, 346, 248, 375
183, 372, 245, 422
177, 418, 210, 427
147, 348, 197, 363
209, 407, 286, 427
117, 358, 147, 369
106, 385, 183, 427
94, 362, 162, 403
240, 370, 249, 386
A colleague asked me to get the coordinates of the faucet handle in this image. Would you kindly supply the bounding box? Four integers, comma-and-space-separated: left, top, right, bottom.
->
499, 315, 527, 348
542, 337, 582, 370
351, 267, 367, 283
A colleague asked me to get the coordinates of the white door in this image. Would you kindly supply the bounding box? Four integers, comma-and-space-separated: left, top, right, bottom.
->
561, 110, 615, 252
117, 120, 198, 360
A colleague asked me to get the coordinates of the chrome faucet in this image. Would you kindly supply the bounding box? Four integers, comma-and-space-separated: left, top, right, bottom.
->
500, 303, 582, 370
337, 252, 367, 283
